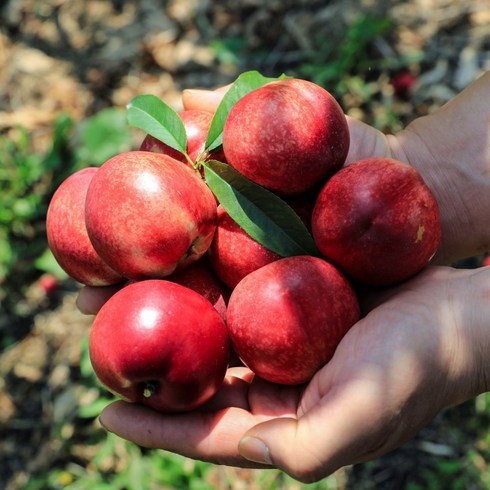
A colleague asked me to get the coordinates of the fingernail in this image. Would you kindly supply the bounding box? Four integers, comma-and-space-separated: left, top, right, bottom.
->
75, 295, 90, 315
97, 414, 112, 433
183, 89, 208, 96
239, 436, 272, 465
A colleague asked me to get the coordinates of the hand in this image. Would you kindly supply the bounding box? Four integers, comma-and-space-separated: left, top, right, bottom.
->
78, 71, 490, 314
184, 72, 490, 265
97, 265, 490, 482
77, 73, 490, 483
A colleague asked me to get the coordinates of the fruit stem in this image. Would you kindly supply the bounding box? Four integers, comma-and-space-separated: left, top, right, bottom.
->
142, 381, 159, 398
194, 159, 204, 176
193, 149, 210, 177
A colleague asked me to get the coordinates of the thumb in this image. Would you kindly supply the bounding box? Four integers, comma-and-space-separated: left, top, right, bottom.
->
239, 417, 340, 483
345, 116, 395, 164
182, 84, 232, 112
237, 375, 401, 483
76, 284, 123, 315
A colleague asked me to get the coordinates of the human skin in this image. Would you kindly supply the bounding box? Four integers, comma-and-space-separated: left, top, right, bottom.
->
78, 72, 490, 483
344, 72, 490, 265
183, 75, 490, 265
97, 266, 490, 482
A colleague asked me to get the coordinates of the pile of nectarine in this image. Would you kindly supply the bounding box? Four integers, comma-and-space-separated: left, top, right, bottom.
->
46, 73, 441, 412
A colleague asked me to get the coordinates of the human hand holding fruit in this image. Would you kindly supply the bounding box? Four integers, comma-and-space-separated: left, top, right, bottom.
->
56, 73, 358, 414
183, 71, 490, 265
97, 265, 490, 482
58, 70, 490, 481
73, 73, 440, 413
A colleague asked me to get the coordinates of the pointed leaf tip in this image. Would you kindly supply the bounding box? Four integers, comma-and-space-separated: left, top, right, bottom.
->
127, 94, 187, 155
205, 71, 291, 153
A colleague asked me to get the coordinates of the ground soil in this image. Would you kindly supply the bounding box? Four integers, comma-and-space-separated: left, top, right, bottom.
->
1, 1, 489, 489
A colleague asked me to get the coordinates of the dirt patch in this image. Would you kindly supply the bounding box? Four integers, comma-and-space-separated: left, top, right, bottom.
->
2, 0, 488, 150
1, 0, 489, 488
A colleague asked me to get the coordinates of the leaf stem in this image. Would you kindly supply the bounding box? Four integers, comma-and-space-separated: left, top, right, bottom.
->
183, 151, 196, 169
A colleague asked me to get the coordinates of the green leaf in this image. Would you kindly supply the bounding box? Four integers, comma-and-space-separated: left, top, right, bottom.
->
204, 160, 319, 257
127, 94, 187, 154
205, 71, 288, 152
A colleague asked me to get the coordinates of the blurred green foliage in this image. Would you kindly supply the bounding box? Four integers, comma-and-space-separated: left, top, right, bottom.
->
296, 15, 419, 95
209, 14, 423, 132
0, 116, 73, 310
3, 31, 489, 485
210, 37, 246, 68
73, 108, 132, 167
0, 108, 131, 320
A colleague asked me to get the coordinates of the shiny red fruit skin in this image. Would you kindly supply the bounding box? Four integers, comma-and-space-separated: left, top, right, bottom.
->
312, 158, 441, 286
85, 151, 217, 280
167, 256, 230, 321
89, 279, 230, 413
46, 167, 124, 286
209, 205, 282, 288
226, 255, 360, 385
222, 78, 349, 196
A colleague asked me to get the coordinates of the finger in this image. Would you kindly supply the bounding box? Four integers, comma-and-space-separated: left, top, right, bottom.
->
76, 284, 124, 314
200, 367, 255, 412
99, 400, 266, 468
182, 85, 231, 112
345, 116, 394, 164
356, 266, 451, 314
238, 376, 409, 484
247, 376, 303, 419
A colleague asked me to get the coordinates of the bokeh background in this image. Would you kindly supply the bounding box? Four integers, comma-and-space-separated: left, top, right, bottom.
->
1, 1, 489, 489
